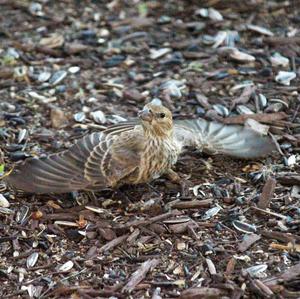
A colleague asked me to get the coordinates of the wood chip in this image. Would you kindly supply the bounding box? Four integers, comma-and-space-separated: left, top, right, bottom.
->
225, 257, 236, 276
252, 206, 287, 220
264, 36, 300, 45
122, 259, 159, 293
54, 221, 78, 227
222, 112, 288, 125
264, 262, 300, 287
170, 199, 213, 209
261, 230, 300, 243
277, 174, 300, 186
179, 287, 228, 299
257, 178, 276, 209
99, 234, 129, 253
117, 210, 182, 230
238, 234, 261, 252
253, 279, 274, 296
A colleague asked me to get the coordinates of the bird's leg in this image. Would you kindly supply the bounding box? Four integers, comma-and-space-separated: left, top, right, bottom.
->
165, 169, 191, 197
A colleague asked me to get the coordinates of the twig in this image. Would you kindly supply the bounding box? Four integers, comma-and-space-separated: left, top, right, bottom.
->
99, 234, 129, 253
169, 199, 213, 209
251, 206, 287, 220
116, 210, 182, 230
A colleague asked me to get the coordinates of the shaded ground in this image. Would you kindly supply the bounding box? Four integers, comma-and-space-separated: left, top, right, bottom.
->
1, 0, 300, 298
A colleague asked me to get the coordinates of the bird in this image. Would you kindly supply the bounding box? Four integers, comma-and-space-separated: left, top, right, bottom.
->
7, 100, 182, 193
7, 99, 276, 194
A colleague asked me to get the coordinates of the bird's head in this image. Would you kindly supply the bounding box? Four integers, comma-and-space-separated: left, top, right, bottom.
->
138, 99, 173, 138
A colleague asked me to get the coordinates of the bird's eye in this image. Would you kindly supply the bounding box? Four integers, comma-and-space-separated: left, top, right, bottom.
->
159, 113, 166, 118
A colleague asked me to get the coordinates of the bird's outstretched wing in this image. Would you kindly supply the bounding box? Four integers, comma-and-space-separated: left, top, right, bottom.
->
174, 119, 276, 159
107, 118, 276, 159
7, 126, 144, 193
7, 132, 111, 193
6, 118, 275, 193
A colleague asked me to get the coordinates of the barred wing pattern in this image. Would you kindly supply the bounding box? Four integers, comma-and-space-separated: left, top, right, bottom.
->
7, 118, 275, 193
174, 119, 276, 158
8, 132, 113, 193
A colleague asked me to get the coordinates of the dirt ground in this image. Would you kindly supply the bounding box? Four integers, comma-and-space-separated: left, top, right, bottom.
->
1, 0, 300, 298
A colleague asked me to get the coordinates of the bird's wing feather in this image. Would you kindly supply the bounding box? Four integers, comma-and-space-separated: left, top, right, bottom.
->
7, 132, 109, 193
84, 133, 140, 188
7, 117, 276, 193
175, 119, 276, 158
7, 127, 144, 193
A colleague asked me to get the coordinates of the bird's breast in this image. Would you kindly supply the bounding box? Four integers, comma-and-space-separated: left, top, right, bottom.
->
137, 138, 179, 183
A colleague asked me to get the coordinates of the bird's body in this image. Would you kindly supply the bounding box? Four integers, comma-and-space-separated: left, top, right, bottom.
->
98, 126, 179, 188
6, 100, 276, 194
7, 101, 182, 193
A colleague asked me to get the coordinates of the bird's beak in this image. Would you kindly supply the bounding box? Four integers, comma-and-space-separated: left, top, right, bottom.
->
138, 108, 153, 122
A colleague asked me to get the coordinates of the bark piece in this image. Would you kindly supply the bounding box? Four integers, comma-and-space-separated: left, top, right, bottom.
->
261, 230, 300, 243
99, 234, 129, 253
257, 178, 276, 209
179, 287, 228, 299
170, 199, 213, 209
238, 234, 261, 252
277, 174, 300, 186
222, 112, 288, 125
122, 259, 159, 293
264, 263, 300, 287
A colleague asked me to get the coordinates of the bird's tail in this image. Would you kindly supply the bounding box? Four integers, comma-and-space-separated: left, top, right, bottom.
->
175, 119, 276, 159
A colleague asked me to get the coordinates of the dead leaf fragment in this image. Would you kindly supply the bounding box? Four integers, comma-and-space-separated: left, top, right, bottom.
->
225, 257, 236, 276
231, 85, 256, 109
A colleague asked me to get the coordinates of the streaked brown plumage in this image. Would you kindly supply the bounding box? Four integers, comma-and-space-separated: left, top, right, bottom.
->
8, 101, 181, 193
7, 100, 276, 194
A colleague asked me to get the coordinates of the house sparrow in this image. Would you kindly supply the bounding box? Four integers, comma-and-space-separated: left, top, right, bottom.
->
7, 100, 275, 194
